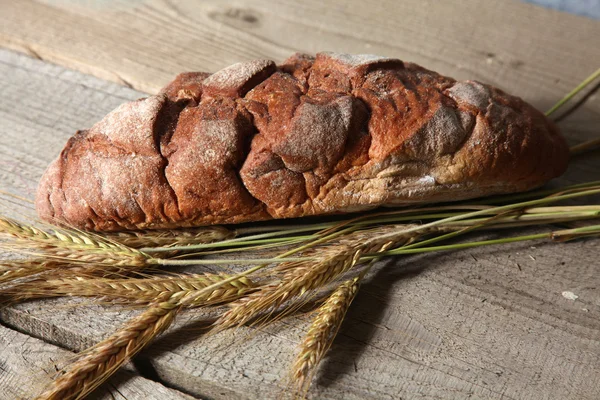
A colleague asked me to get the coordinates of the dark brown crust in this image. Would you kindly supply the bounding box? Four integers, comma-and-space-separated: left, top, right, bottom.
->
36, 52, 569, 231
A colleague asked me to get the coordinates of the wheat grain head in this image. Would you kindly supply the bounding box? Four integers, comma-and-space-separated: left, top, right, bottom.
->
291, 277, 360, 397
101, 226, 234, 248
36, 300, 181, 400
9, 273, 256, 306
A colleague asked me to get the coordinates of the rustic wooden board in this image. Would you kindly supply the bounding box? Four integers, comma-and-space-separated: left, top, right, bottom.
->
1, 0, 599, 108
1, 0, 600, 397
0, 324, 194, 400
1, 47, 599, 399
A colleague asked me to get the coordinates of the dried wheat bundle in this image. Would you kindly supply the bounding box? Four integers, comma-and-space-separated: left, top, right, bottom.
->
1, 183, 597, 400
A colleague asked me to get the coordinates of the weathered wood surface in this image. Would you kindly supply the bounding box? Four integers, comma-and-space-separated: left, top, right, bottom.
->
1, 0, 599, 108
0, 0, 599, 398
0, 324, 194, 400
1, 47, 600, 399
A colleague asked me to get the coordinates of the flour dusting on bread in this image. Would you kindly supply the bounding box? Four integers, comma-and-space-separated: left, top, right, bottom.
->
36, 52, 569, 231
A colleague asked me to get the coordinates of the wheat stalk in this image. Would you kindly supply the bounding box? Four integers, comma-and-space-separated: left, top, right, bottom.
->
291, 277, 360, 396
215, 226, 418, 331
0, 257, 146, 289
9, 273, 256, 306
215, 249, 361, 330
545, 67, 600, 117
0, 247, 151, 279
36, 300, 181, 400
289, 242, 394, 398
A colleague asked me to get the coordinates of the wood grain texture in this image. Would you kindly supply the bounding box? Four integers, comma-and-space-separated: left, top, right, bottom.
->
0, 0, 599, 108
1, 48, 599, 399
0, 324, 194, 400
0, 0, 600, 397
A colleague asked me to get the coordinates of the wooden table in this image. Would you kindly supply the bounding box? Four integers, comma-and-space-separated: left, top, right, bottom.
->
1, 1, 599, 399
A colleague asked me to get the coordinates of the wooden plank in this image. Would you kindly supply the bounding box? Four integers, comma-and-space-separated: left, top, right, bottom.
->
0, 0, 599, 110
1, 48, 599, 399
0, 324, 195, 400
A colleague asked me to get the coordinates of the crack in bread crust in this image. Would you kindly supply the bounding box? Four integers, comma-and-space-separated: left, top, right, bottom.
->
36, 52, 569, 231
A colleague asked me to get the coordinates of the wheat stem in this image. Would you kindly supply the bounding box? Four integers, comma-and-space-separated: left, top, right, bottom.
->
148, 208, 600, 267
372, 189, 600, 243
371, 224, 600, 258
141, 226, 331, 253
138, 189, 600, 320
137, 184, 599, 256
546, 67, 600, 116
569, 138, 600, 156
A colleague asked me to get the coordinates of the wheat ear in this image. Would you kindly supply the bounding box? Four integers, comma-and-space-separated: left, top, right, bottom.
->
0, 258, 138, 288
101, 226, 234, 248
291, 277, 360, 396
35, 249, 149, 270
214, 245, 362, 331
0, 217, 148, 268
11, 273, 255, 306
36, 300, 181, 400
0, 217, 134, 253
289, 240, 395, 398
0, 259, 53, 284
215, 226, 414, 331
0, 265, 46, 284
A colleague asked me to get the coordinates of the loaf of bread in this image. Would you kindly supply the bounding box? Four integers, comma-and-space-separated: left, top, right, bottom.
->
36, 52, 569, 231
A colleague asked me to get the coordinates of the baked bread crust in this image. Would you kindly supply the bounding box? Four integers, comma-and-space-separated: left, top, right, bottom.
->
36, 52, 569, 231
